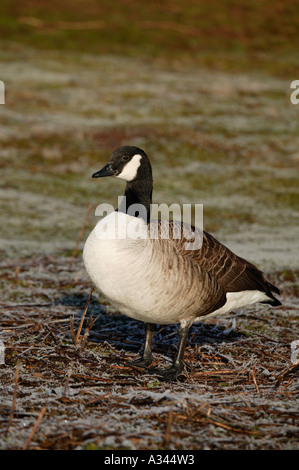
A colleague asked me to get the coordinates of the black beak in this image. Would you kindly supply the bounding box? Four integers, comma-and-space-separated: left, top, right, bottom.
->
92, 163, 115, 178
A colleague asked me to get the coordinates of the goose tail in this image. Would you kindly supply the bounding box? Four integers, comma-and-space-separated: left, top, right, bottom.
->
261, 281, 282, 307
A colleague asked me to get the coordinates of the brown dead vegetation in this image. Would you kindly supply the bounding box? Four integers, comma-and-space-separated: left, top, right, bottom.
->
0, 254, 298, 450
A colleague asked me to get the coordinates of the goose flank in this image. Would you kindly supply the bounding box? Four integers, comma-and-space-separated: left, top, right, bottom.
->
83, 146, 281, 381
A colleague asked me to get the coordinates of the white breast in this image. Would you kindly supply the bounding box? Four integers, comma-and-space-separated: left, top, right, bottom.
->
83, 212, 271, 326
83, 212, 158, 322
83, 212, 201, 324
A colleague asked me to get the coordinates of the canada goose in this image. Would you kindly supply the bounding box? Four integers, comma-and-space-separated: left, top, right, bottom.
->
83, 146, 281, 381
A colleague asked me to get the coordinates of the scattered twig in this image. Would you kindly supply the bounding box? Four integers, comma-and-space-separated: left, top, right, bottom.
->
241, 330, 288, 345
279, 378, 294, 392
14, 266, 21, 283
22, 406, 47, 450
1, 302, 52, 308
275, 363, 299, 389
164, 405, 174, 448
207, 415, 263, 436
74, 287, 93, 346
80, 311, 101, 353
5, 361, 22, 437
44, 324, 59, 344
70, 316, 75, 343
63, 368, 73, 397
70, 203, 92, 267
193, 369, 241, 376
86, 312, 101, 331
103, 340, 123, 358
86, 392, 112, 406
1, 254, 298, 449
251, 366, 261, 395
80, 325, 90, 354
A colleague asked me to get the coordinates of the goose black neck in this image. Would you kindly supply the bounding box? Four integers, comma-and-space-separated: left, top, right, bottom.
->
117, 177, 153, 223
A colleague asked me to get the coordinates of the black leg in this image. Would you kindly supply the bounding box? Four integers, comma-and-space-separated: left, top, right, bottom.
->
147, 324, 189, 381
130, 322, 155, 368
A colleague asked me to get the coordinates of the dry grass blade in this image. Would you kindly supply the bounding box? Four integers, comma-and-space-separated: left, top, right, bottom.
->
63, 368, 73, 397
74, 287, 93, 346
80, 311, 101, 353
250, 366, 261, 395
275, 363, 299, 389
22, 406, 47, 450
5, 360, 22, 437
164, 405, 174, 448
1, 255, 298, 450
207, 416, 263, 436
70, 316, 75, 343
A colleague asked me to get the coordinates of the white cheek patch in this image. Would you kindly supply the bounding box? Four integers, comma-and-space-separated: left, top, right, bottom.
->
115, 154, 142, 182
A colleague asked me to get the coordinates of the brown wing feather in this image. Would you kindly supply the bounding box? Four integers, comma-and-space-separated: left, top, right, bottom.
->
162, 221, 280, 304
200, 231, 280, 303
149, 221, 227, 317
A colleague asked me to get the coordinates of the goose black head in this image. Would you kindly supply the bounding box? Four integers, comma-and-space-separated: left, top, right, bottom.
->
92, 146, 152, 182
92, 146, 153, 222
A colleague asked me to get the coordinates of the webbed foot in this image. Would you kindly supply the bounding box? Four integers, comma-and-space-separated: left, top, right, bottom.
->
147, 362, 184, 381
130, 356, 153, 369
129, 322, 155, 369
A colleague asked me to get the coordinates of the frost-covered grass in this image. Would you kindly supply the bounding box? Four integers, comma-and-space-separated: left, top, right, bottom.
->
1, 0, 299, 451
0, 48, 298, 269
0, 256, 298, 450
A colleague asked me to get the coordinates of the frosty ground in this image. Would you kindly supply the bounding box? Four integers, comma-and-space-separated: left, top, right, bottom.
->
1, 254, 298, 450
1, 3, 299, 450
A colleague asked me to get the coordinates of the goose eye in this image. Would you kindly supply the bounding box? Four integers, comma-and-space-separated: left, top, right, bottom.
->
122, 155, 129, 161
